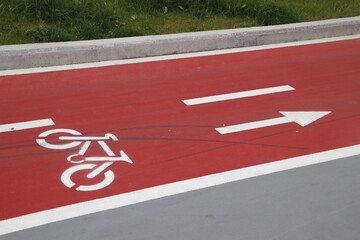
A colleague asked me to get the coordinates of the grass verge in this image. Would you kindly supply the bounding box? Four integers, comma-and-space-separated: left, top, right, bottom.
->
0, 0, 359, 45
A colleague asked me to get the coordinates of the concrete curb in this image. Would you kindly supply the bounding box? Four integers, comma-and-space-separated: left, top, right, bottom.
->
1, 16, 359, 70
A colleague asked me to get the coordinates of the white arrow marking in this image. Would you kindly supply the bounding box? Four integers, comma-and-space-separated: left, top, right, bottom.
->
216, 111, 331, 134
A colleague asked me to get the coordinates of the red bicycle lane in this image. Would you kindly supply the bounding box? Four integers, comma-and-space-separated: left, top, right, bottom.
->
0, 38, 359, 221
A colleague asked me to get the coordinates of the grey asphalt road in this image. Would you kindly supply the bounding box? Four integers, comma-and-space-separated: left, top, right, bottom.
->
3, 155, 360, 240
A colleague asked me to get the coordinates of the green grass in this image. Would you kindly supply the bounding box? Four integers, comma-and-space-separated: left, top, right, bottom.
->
131, 0, 299, 25
276, 0, 360, 20
0, 0, 359, 45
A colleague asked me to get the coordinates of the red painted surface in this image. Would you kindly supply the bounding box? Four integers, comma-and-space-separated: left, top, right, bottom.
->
0, 39, 359, 220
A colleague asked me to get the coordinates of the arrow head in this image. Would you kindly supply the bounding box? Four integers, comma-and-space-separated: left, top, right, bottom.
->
280, 111, 331, 127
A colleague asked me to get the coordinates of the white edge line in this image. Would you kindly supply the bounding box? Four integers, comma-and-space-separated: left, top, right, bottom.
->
182, 85, 295, 106
0, 34, 359, 76
0, 119, 55, 133
1, 143, 360, 236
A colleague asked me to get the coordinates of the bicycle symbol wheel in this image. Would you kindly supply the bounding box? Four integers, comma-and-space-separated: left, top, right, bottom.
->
61, 164, 115, 191
37, 129, 83, 149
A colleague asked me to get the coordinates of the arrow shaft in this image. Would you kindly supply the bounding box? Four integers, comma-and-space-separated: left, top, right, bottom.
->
216, 116, 291, 134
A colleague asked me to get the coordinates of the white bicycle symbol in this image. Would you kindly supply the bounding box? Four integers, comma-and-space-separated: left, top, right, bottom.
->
36, 129, 133, 191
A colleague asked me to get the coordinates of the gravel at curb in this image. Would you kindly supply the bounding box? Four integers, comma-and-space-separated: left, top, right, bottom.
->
0, 16, 359, 70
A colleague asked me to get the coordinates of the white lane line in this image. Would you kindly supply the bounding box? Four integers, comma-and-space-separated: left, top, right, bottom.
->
182, 85, 295, 106
1, 143, 360, 236
0, 34, 359, 76
0, 119, 55, 133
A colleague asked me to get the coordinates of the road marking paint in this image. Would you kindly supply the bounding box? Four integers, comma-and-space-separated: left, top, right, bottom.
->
216, 111, 331, 134
0, 119, 55, 133
60, 164, 115, 191
182, 85, 295, 106
1, 143, 360, 236
0, 35, 359, 76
